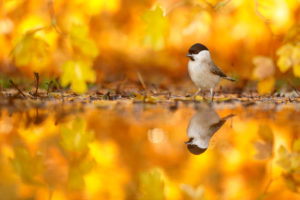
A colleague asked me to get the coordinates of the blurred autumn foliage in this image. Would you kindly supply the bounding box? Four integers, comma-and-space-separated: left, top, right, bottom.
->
1, 104, 300, 199
0, 0, 300, 94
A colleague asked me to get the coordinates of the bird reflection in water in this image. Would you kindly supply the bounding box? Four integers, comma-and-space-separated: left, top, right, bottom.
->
185, 105, 234, 155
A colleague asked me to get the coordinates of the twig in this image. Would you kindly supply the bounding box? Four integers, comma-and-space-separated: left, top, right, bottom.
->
34, 72, 39, 96
287, 79, 300, 96
137, 72, 147, 90
47, 80, 53, 95
165, 0, 187, 15
48, 0, 67, 37
9, 80, 26, 98
254, 0, 269, 24
48, 186, 54, 200
254, 0, 276, 59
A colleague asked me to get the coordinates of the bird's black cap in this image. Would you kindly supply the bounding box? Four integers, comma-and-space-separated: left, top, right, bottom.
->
186, 144, 207, 155
188, 43, 209, 54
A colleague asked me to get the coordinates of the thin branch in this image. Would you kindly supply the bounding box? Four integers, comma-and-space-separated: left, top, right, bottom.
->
34, 72, 39, 96
165, 0, 188, 15
287, 79, 300, 96
254, 0, 275, 59
254, 0, 269, 24
47, 80, 53, 95
137, 72, 147, 90
47, 0, 67, 37
9, 80, 26, 97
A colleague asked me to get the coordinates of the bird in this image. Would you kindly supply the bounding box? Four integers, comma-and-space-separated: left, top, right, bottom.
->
186, 43, 235, 101
185, 105, 234, 155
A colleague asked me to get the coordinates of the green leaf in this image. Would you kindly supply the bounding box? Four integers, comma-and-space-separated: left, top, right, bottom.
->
60, 60, 96, 94
68, 156, 95, 190
276, 145, 292, 172
258, 124, 273, 142
70, 25, 99, 59
214, 0, 230, 10
293, 139, 300, 153
60, 118, 94, 153
180, 184, 204, 200
10, 146, 43, 184
11, 31, 49, 68
276, 44, 293, 73
141, 6, 168, 50
254, 125, 273, 160
139, 168, 165, 200
276, 43, 300, 77
282, 174, 300, 192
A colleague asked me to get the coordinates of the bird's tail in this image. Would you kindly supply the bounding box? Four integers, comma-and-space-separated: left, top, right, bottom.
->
223, 77, 236, 82
221, 114, 235, 121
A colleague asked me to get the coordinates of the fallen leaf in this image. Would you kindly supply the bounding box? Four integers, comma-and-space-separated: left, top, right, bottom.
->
60, 118, 94, 153
142, 6, 168, 50
11, 31, 49, 70
70, 24, 99, 59
139, 168, 165, 200
257, 77, 275, 94
61, 60, 96, 94
252, 56, 274, 80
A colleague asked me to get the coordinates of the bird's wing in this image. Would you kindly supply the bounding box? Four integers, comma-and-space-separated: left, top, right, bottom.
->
210, 62, 227, 78
208, 119, 226, 134
208, 114, 234, 134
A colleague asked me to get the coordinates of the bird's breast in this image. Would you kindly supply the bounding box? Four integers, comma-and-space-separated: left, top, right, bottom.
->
188, 61, 220, 89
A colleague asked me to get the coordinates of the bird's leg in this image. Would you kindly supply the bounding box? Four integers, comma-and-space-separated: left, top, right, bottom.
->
210, 88, 215, 102
192, 88, 201, 98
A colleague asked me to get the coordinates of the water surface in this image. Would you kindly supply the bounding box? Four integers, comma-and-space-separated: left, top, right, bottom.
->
0, 102, 300, 200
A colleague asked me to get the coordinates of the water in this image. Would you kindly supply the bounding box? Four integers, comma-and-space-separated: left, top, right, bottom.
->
0, 102, 300, 200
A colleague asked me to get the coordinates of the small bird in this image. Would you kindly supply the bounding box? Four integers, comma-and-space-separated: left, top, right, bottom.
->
185, 105, 234, 155
186, 43, 235, 101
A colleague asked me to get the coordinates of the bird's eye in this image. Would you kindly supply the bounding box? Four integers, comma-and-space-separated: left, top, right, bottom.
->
189, 50, 199, 54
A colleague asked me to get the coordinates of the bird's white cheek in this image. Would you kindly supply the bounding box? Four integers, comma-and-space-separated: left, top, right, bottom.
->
194, 50, 211, 61
193, 139, 209, 149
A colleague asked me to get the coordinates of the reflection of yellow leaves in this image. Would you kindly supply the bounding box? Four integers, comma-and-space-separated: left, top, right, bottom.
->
11, 31, 49, 70
252, 56, 274, 79
89, 141, 118, 167
277, 139, 300, 173
254, 125, 273, 160
61, 60, 96, 94
85, 142, 127, 199
276, 43, 300, 77
84, 166, 128, 199
180, 184, 204, 200
10, 146, 43, 184
257, 77, 274, 95
277, 139, 300, 192
70, 25, 99, 59
60, 118, 94, 153
139, 168, 165, 200
142, 6, 168, 50
282, 174, 300, 192
68, 156, 95, 190
277, 145, 291, 171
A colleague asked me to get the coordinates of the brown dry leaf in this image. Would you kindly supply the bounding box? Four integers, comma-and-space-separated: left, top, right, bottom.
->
254, 124, 273, 160
252, 56, 275, 80
257, 77, 275, 95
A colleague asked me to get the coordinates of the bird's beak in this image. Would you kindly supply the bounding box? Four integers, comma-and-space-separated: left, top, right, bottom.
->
186, 53, 193, 58
185, 137, 194, 144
